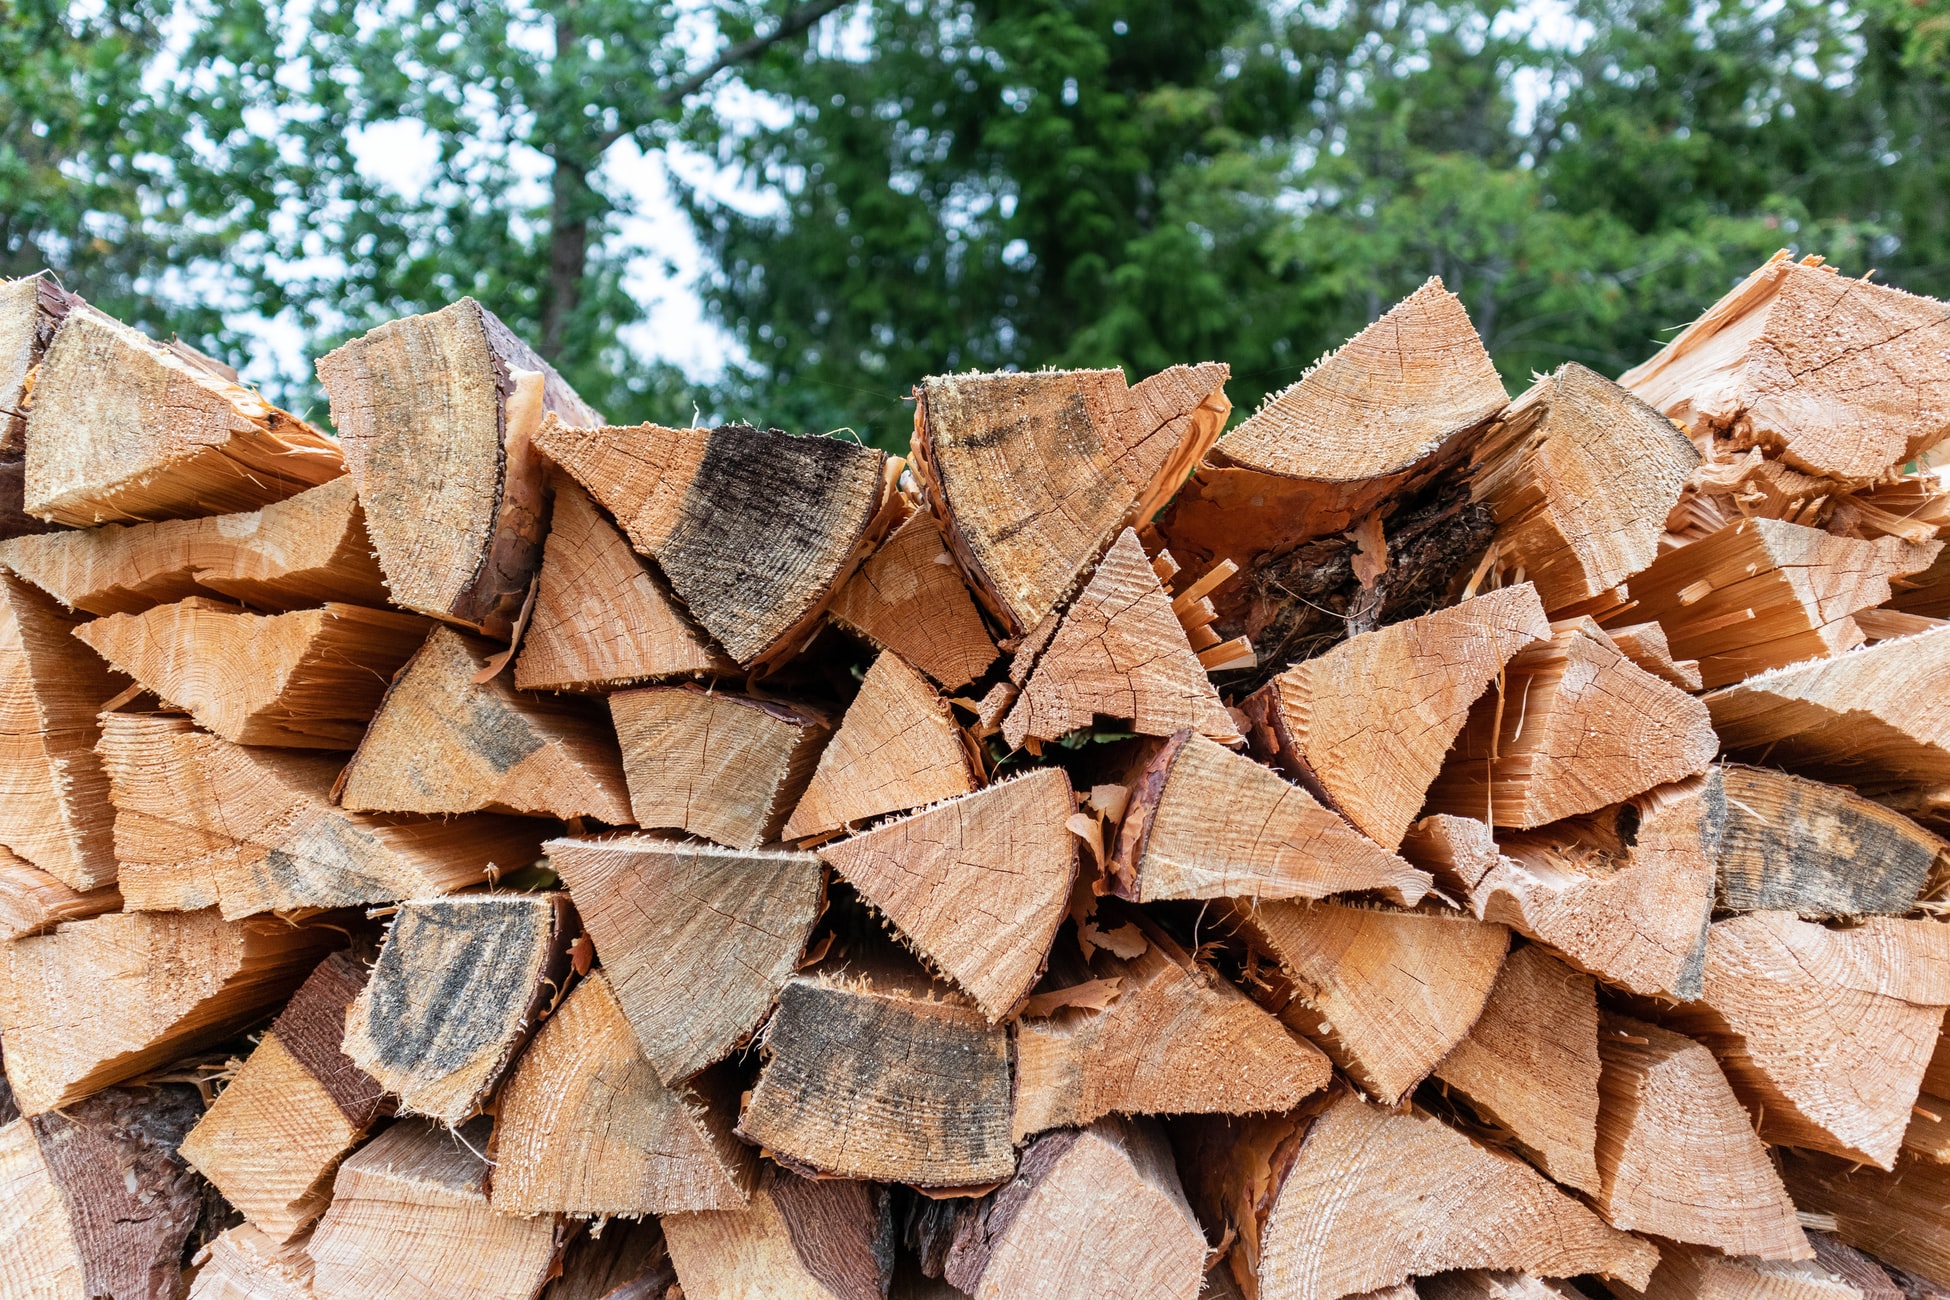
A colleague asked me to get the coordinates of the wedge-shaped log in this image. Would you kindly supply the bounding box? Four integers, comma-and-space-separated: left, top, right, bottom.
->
1616, 1240, 1893, 1300
188, 1224, 318, 1300
1665, 911, 1950, 1168
664, 1167, 891, 1300
1425, 620, 1718, 829
1244, 584, 1551, 849
785, 651, 980, 840
342, 893, 571, 1126
818, 768, 1076, 1021
1621, 252, 1950, 483
826, 508, 998, 688
1780, 1150, 1950, 1290
26, 304, 342, 526
1179, 1092, 1658, 1300
941, 1119, 1205, 1299
533, 414, 889, 665
179, 953, 384, 1242
0, 571, 125, 889
1433, 944, 1602, 1195
0, 850, 117, 941
0, 273, 74, 540
512, 474, 730, 692
307, 1118, 564, 1300
0, 909, 338, 1116
738, 970, 1016, 1186
1471, 363, 1700, 612
491, 971, 755, 1216
76, 598, 430, 749
912, 362, 1229, 638
1604, 621, 1703, 690
1226, 898, 1509, 1105
339, 625, 631, 821
102, 713, 546, 918
1003, 528, 1238, 747
317, 297, 598, 636
1719, 764, 1943, 917
1109, 729, 1431, 905
0, 475, 387, 616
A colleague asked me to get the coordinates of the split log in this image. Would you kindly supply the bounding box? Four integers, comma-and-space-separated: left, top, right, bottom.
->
784, 651, 981, 840
545, 1218, 677, 1300
1242, 583, 1551, 848
26, 303, 342, 525
1604, 621, 1703, 690
1013, 904, 1331, 1139
1620, 252, 1950, 483
0, 909, 339, 1115
1807, 1235, 1908, 1300
490, 970, 755, 1216
911, 362, 1229, 638
1664, 911, 1950, 1168
1107, 728, 1432, 906
737, 969, 1016, 1186
1780, 1150, 1950, 1291
0, 850, 117, 941
1225, 898, 1510, 1105
826, 507, 999, 689
178, 953, 384, 1242
548, 834, 821, 1085
0, 474, 388, 616
609, 683, 831, 848
1422, 1275, 1581, 1299
1003, 527, 1239, 747
306, 1117, 566, 1300
1470, 363, 1700, 612
317, 296, 599, 636
100, 712, 546, 918
0, 570, 126, 889
512, 473, 731, 692
663, 1166, 893, 1300
1177, 1091, 1659, 1300
940, 1119, 1206, 1300
341, 892, 572, 1125
0, 1116, 85, 1296
532, 414, 890, 666
1617, 1240, 1891, 1300
1718, 764, 1943, 917
817, 768, 1076, 1021
1432, 943, 1602, 1195
1904, 1030, 1950, 1162
189, 1224, 318, 1300
1593, 1014, 1810, 1259
0, 274, 74, 540
76, 598, 431, 749
1424, 619, 1718, 829
338, 624, 632, 821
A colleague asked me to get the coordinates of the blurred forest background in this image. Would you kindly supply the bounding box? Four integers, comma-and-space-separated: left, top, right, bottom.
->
4, 0, 1947, 448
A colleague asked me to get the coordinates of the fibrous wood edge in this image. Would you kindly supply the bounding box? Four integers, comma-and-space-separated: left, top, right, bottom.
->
187, 1225, 318, 1300
1610, 1239, 1882, 1300
825, 508, 999, 689
1780, 1150, 1950, 1291
1423, 1273, 1582, 1299
1718, 764, 1944, 917
0, 850, 117, 942
0, 1116, 84, 1298
663, 1166, 892, 1300
0, 274, 76, 542
1604, 621, 1703, 691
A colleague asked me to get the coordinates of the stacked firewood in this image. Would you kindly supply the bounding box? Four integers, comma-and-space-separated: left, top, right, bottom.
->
1, 250, 1949, 1300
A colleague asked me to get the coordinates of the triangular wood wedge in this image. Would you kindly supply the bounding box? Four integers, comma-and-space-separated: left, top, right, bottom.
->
0, 474, 386, 617
1109, 730, 1431, 905
1718, 764, 1944, 917
185, 1224, 318, 1300
1618, 1238, 1898, 1300
25, 303, 342, 526
547, 835, 823, 1085
1604, 621, 1702, 690
1621, 252, 1950, 483
0, 273, 75, 540
338, 624, 631, 821
1179, 1092, 1659, 1300
101, 713, 546, 919
1003, 528, 1239, 748
1243, 583, 1551, 848
0, 849, 117, 942
532, 415, 890, 666
784, 651, 981, 841
317, 297, 600, 636
1594, 1014, 1811, 1260
512, 474, 730, 692
1779, 1150, 1950, 1288
911, 362, 1229, 638
75, 598, 430, 749
826, 507, 999, 688
663, 1167, 889, 1300
490, 971, 756, 1216
818, 767, 1077, 1021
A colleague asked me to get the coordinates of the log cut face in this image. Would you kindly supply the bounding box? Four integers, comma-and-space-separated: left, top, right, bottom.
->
1621, 253, 1950, 483
1622, 1239, 1887, 1300
532, 415, 890, 666
317, 297, 598, 635
1245, 584, 1552, 849
911, 363, 1229, 639
1717, 764, 1944, 917
0, 849, 117, 942
1780, 1150, 1950, 1288
1108, 730, 1431, 906
0, 274, 74, 542
817, 768, 1077, 1021
26, 304, 343, 526
1003, 527, 1240, 747
339, 624, 632, 821
0, 1116, 84, 1296
187, 1225, 318, 1300
663, 1167, 892, 1300
826, 508, 999, 689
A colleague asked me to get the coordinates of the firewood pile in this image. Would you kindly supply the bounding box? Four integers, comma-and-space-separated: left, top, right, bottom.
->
3, 250, 1950, 1300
